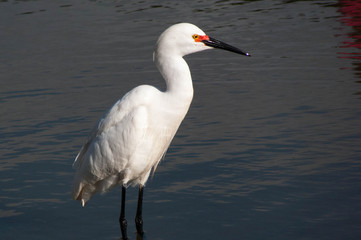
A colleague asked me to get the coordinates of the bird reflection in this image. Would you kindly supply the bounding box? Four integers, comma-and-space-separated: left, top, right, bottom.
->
136, 233, 144, 240
119, 232, 144, 240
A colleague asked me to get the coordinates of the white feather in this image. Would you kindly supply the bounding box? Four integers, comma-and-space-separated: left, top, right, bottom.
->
72, 23, 226, 205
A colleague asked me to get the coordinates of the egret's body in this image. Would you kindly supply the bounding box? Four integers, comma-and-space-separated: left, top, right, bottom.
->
72, 83, 191, 203
72, 23, 249, 239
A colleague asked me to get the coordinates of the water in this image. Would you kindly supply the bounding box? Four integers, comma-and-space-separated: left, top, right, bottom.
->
1, 0, 360, 239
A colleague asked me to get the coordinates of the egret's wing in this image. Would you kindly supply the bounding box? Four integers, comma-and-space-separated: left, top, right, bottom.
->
72, 88, 150, 201
73, 90, 138, 169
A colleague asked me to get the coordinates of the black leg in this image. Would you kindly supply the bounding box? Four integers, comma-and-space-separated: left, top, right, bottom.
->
135, 186, 144, 236
119, 186, 128, 240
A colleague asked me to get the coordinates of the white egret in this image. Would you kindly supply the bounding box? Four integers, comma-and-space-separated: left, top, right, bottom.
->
72, 22, 250, 239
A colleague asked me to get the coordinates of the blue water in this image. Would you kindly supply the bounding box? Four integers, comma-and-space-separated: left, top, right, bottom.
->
1, 0, 360, 239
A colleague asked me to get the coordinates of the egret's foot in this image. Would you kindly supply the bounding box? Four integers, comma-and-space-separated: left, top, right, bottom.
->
119, 217, 128, 240
135, 216, 144, 236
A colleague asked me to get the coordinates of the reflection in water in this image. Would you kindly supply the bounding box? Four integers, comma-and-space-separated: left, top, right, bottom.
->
136, 232, 144, 240
338, 0, 361, 91
338, 0, 361, 58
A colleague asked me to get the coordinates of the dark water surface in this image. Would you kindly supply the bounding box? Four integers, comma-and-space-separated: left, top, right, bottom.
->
1, 0, 360, 239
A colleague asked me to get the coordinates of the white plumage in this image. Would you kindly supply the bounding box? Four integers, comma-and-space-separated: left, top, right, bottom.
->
72, 23, 211, 205
72, 24, 249, 238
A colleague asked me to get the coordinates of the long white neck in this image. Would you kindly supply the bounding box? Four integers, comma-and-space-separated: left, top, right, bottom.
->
154, 52, 194, 104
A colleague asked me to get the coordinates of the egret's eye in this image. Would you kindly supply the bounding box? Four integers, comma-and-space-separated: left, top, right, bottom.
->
192, 34, 209, 43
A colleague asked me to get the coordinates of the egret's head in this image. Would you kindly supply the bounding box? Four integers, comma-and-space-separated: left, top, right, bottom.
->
154, 23, 250, 58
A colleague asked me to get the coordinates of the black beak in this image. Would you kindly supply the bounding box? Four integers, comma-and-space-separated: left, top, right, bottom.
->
202, 37, 251, 57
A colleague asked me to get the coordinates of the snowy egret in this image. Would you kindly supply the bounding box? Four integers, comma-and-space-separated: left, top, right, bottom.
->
72, 22, 250, 239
